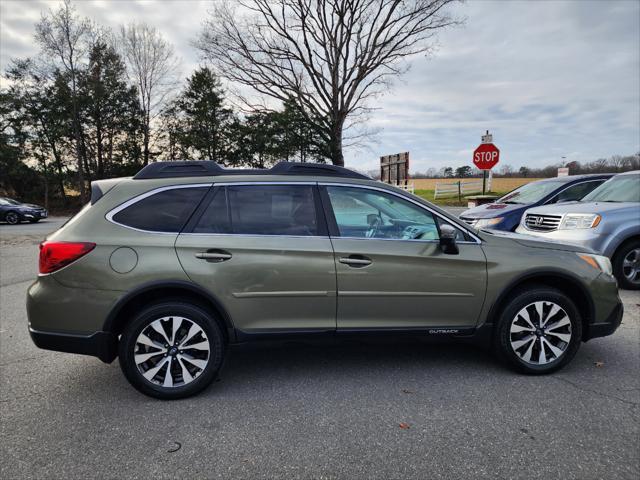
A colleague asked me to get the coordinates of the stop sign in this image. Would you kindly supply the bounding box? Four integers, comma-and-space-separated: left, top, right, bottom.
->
473, 143, 500, 170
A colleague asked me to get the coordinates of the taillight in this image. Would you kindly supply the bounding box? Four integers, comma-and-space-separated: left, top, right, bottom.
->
39, 241, 96, 274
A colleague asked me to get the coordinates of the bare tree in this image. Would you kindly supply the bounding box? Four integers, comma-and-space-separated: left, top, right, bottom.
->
196, 0, 460, 166
35, 0, 91, 201
120, 23, 179, 165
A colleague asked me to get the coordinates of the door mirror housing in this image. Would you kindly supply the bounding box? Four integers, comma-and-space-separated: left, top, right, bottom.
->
439, 224, 459, 254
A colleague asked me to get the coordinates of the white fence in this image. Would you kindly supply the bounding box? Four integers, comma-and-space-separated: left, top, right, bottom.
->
434, 176, 492, 199
394, 182, 415, 194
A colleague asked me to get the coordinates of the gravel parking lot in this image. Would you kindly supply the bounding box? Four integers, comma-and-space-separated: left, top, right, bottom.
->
1, 218, 638, 479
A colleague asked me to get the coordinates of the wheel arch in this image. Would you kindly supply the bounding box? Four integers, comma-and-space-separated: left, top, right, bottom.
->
611, 234, 640, 259
486, 270, 595, 336
103, 280, 236, 343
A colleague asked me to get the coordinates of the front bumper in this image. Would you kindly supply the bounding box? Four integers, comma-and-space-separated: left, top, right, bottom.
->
21, 209, 48, 220
29, 327, 117, 363
514, 226, 608, 254
584, 301, 624, 341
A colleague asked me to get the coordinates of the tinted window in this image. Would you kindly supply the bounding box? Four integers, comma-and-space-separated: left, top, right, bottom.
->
193, 188, 230, 234
550, 181, 604, 203
113, 187, 208, 232
326, 186, 439, 240
195, 185, 319, 236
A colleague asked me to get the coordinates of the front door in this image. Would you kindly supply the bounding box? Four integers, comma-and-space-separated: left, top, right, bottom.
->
322, 185, 487, 330
176, 183, 336, 334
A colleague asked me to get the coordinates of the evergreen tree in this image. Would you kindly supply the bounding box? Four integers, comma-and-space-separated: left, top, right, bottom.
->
172, 67, 234, 162
78, 42, 143, 178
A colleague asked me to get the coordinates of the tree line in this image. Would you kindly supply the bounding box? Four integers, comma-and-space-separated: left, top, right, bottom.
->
0, 1, 330, 208
1, 0, 460, 208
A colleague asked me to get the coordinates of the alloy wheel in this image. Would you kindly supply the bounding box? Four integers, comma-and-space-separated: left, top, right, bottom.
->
135, 316, 210, 388
5, 212, 19, 225
622, 248, 640, 286
509, 301, 572, 365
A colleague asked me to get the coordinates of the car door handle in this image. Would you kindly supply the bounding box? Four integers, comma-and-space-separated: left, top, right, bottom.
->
195, 250, 232, 262
339, 255, 372, 267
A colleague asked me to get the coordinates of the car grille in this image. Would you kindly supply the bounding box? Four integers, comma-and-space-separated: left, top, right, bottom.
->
459, 217, 477, 227
524, 213, 562, 231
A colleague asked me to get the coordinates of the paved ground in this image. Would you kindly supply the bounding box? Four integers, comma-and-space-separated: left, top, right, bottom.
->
0, 218, 638, 479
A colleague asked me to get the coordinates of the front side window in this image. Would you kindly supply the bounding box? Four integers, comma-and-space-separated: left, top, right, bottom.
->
194, 184, 319, 236
112, 187, 208, 232
549, 181, 604, 203
326, 186, 440, 240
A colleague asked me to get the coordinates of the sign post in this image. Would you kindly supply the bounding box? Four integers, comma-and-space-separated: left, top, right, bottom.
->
473, 131, 500, 194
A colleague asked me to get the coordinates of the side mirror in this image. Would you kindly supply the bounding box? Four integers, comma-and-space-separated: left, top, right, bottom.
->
439, 224, 459, 255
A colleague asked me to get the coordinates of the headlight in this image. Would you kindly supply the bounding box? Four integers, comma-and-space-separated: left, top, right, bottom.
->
560, 213, 601, 229
474, 217, 504, 229
578, 253, 613, 275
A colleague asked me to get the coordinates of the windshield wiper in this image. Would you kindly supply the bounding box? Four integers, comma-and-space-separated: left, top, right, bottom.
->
503, 201, 523, 204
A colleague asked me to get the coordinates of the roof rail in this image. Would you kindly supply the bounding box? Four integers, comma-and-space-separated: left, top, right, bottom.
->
132, 161, 370, 180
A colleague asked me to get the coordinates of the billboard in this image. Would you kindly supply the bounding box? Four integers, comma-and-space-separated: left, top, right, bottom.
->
380, 152, 409, 186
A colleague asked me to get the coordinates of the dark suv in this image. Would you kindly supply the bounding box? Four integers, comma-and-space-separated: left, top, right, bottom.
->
28, 162, 623, 399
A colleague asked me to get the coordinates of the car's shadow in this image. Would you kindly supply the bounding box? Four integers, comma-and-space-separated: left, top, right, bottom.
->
214, 339, 503, 391
62, 333, 634, 404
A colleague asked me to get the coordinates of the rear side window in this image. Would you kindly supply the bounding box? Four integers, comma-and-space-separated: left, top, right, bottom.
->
194, 185, 319, 236
112, 187, 208, 232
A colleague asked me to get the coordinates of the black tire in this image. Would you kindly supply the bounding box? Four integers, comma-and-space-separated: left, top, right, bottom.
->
494, 286, 582, 374
612, 239, 640, 290
5, 211, 20, 225
119, 301, 225, 399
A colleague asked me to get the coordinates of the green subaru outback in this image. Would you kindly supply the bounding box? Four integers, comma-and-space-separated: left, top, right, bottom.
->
28, 162, 623, 399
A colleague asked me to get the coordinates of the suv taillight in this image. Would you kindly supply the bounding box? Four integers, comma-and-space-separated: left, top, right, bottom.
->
39, 241, 96, 274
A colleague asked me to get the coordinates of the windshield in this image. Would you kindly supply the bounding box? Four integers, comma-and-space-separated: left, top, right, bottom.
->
581, 174, 640, 203
0, 198, 20, 206
497, 180, 566, 204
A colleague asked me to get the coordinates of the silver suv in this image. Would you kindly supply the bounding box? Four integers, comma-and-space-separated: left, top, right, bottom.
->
516, 171, 640, 289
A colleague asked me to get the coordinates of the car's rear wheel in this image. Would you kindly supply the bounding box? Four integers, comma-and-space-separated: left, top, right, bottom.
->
613, 239, 640, 290
495, 287, 582, 374
119, 301, 225, 399
5, 211, 19, 225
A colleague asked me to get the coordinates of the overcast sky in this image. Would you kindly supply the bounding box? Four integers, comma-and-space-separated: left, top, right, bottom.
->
1, 0, 639, 173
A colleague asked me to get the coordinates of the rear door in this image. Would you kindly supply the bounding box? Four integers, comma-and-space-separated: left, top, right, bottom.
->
321, 184, 487, 330
175, 183, 337, 334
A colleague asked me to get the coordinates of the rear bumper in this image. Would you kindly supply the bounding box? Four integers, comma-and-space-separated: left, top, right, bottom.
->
584, 301, 624, 341
29, 327, 118, 363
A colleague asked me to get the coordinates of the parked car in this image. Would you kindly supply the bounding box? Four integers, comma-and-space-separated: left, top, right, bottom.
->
28, 162, 622, 399
0, 197, 48, 224
459, 174, 613, 231
516, 170, 640, 289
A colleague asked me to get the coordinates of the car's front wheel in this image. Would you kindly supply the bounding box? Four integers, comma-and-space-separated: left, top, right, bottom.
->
613, 239, 640, 290
495, 287, 582, 374
119, 301, 225, 399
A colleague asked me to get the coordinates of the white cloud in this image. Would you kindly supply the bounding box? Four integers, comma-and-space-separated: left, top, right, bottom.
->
1, 0, 638, 172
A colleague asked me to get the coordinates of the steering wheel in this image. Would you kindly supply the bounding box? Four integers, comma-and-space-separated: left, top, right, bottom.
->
366, 216, 382, 238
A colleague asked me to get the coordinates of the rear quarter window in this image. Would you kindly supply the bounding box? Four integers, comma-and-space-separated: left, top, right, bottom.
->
111, 187, 208, 232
